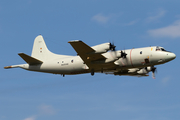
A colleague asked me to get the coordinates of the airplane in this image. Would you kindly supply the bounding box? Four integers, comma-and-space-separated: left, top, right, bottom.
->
4, 35, 176, 78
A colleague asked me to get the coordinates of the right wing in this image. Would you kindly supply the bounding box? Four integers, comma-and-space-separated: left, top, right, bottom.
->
68, 40, 107, 68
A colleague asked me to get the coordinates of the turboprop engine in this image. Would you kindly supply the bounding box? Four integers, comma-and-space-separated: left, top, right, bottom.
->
91, 42, 116, 54
137, 66, 157, 78
128, 66, 155, 74
137, 68, 149, 74
92, 51, 121, 64
91, 42, 127, 64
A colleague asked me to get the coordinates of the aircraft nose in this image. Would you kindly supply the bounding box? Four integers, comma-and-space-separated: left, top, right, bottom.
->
166, 52, 176, 61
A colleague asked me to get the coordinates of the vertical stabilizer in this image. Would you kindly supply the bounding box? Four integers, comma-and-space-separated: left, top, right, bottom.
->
31, 35, 69, 61
31, 35, 50, 61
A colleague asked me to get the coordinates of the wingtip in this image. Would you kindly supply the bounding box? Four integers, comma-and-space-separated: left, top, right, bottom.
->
68, 40, 82, 43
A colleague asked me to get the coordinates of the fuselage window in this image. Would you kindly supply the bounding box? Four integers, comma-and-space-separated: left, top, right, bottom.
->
71, 60, 74, 63
140, 51, 142, 54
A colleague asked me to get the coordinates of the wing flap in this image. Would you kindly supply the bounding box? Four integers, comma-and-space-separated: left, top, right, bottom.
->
18, 53, 43, 65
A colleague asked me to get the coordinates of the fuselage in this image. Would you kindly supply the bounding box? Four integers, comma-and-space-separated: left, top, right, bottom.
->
4, 35, 176, 77
19, 46, 176, 75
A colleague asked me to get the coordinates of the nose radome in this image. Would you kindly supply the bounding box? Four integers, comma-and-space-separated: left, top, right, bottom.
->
167, 53, 176, 61
170, 53, 176, 59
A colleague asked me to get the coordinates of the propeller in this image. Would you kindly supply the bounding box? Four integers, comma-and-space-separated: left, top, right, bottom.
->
109, 42, 118, 59
151, 66, 157, 79
120, 50, 127, 58
109, 42, 116, 51
109, 42, 128, 60
145, 66, 157, 79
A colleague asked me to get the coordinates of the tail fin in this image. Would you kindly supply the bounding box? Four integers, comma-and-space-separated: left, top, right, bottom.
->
4, 35, 70, 69
31, 35, 51, 61
31, 35, 69, 61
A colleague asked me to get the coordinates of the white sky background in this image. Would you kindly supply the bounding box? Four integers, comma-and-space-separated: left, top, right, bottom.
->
0, 0, 180, 120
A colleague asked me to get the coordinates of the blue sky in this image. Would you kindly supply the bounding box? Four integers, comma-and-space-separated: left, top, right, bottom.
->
1, 0, 180, 120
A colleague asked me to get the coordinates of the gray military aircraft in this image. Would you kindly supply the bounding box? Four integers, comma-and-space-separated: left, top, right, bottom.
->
4, 35, 176, 78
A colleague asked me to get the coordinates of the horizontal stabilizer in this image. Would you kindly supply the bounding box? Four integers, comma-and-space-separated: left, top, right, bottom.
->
18, 53, 43, 65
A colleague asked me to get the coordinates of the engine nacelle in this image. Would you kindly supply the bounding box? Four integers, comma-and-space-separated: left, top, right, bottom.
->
92, 57, 117, 64
137, 68, 148, 74
128, 68, 139, 73
91, 43, 110, 54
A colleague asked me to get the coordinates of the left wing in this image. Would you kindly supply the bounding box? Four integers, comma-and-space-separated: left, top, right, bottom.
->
106, 68, 149, 77
68, 40, 106, 68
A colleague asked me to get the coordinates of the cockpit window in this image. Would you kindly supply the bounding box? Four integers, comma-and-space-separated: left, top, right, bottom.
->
156, 46, 167, 52
156, 46, 161, 51
161, 48, 166, 51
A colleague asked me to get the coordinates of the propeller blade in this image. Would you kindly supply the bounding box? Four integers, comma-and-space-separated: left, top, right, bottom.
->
152, 72, 155, 79
109, 42, 118, 59
109, 42, 116, 51
121, 50, 127, 58
151, 66, 157, 79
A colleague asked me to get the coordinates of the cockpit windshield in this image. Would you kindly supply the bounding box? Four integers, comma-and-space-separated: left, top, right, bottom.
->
156, 46, 168, 52
161, 48, 166, 51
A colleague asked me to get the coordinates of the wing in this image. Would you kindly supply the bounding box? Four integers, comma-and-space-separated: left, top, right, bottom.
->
68, 40, 106, 68
105, 69, 149, 77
